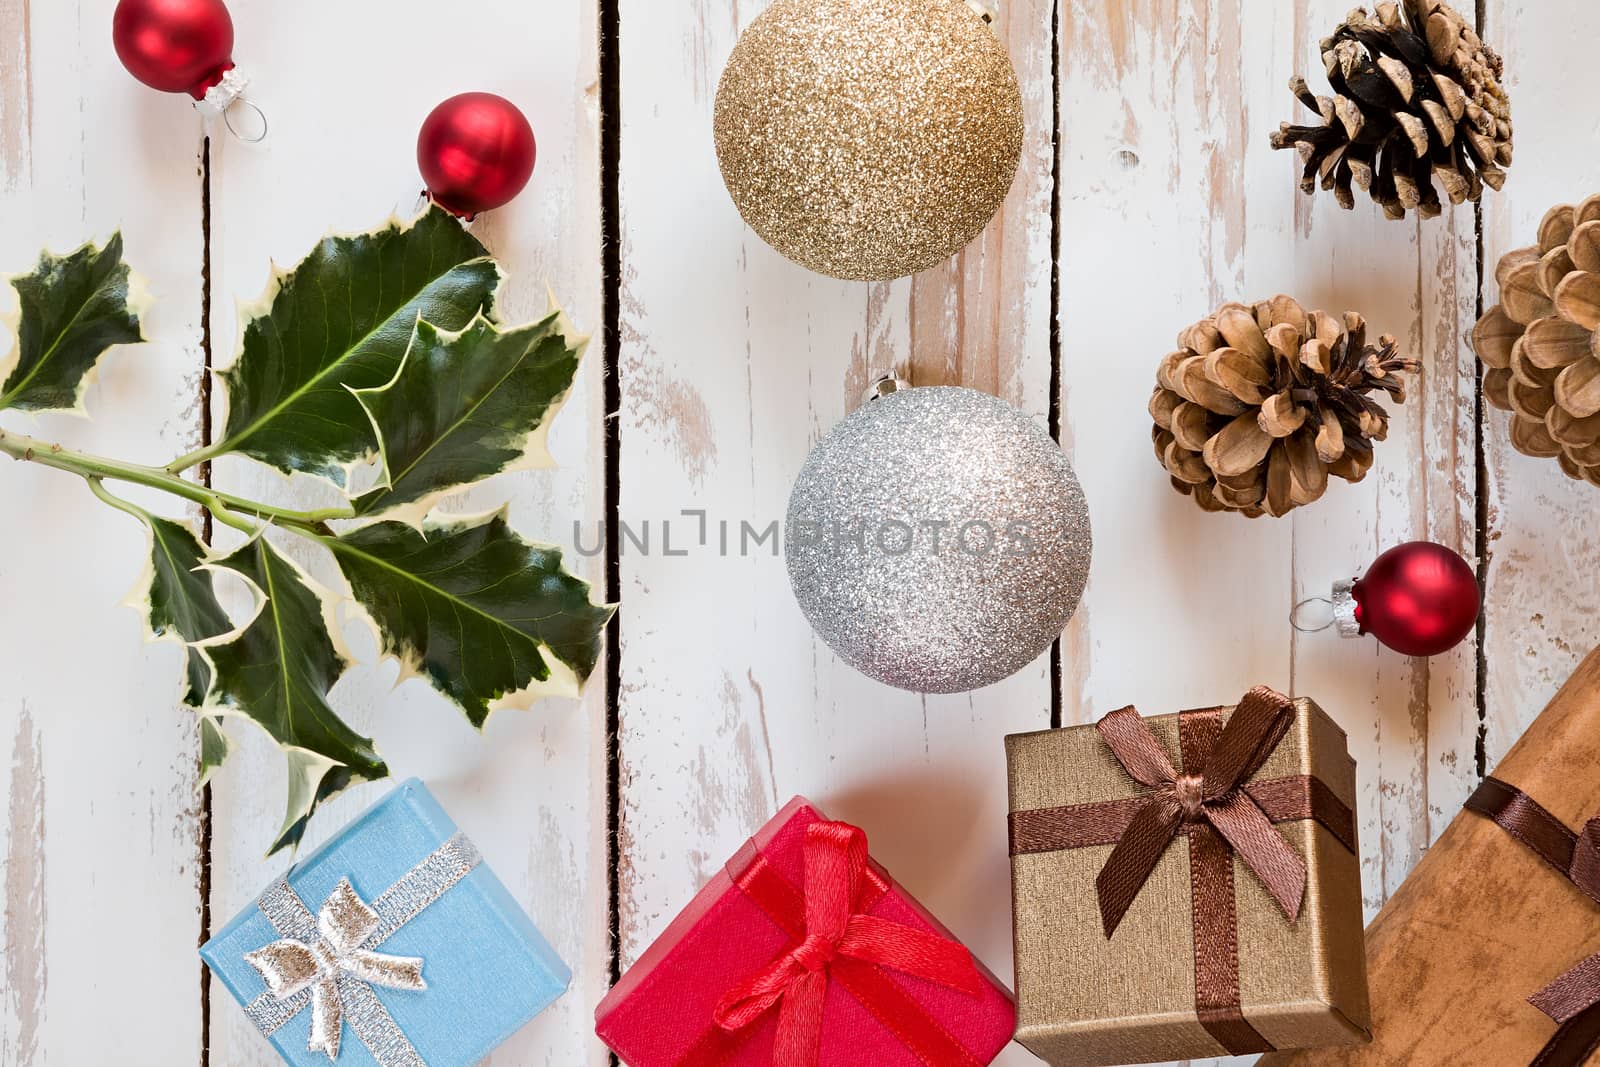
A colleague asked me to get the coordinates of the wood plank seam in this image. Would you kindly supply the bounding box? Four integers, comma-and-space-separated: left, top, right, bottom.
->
1048, 0, 1065, 733
1471, 0, 1491, 786
197, 132, 215, 1067
600, 3, 625, 1067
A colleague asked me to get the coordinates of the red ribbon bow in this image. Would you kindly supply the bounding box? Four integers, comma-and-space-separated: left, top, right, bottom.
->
1095, 685, 1309, 937
709, 820, 986, 1067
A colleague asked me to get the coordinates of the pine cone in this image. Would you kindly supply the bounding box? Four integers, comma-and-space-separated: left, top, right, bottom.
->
1271, 1, 1513, 220
1474, 196, 1600, 487
1151, 297, 1419, 518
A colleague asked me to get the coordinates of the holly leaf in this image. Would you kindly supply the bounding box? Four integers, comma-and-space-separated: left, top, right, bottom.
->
198, 715, 232, 787
349, 310, 587, 521
211, 207, 499, 486
328, 511, 613, 728
129, 514, 234, 705
121, 511, 237, 784
200, 535, 387, 854
0, 234, 146, 413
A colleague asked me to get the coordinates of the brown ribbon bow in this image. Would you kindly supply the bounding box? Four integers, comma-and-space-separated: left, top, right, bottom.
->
1095, 685, 1309, 937
1467, 778, 1600, 1067
1007, 687, 1349, 1056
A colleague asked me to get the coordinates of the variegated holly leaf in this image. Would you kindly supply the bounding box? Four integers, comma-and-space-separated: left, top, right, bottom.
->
131, 514, 233, 705
210, 207, 499, 486
201, 535, 387, 854
123, 511, 236, 783
125, 512, 239, 783
328, 511, 612, 728
349, 309, 587, 520
198, 715, 232, 787
0, 234, 146, 413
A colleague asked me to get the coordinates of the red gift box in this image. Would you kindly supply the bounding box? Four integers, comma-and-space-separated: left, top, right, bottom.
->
595, 796, 1017, 1066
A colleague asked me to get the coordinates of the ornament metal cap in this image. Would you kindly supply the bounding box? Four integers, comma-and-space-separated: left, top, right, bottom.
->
1290, 582, 1362, 637
965, 0, 997, 25
863, 374, 911, 404
195, 67, 247, 116
194, 69, 268, 143
1330, 579, 1362, 638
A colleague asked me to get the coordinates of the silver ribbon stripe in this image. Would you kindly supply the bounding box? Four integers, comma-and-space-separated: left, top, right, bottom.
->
242, 832, 482, 1065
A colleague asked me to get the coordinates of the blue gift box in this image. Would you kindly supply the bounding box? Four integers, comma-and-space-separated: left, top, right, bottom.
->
202, 779, 570, 1067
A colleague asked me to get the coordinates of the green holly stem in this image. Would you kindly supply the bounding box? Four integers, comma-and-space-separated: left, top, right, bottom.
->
0, 429, 353, 531
82, 474, 151, 521
165, 441, 227, 474
84, 474, 261, 537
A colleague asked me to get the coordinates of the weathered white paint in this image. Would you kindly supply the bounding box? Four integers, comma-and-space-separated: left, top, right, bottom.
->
0, 0, 206, 1062
1479, 0, 1600, 775
1, 0, 1594, 1064
1058, 3, 1485, 1064
613, 4, 1051, 1067
199, 1, 610, 1065
1271, 0, 1483, 909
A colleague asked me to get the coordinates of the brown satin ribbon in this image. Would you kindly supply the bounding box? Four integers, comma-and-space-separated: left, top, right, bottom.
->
1465, 777, 1600, 1067
1092, 687, 1309, 938
1007, 686, 1351, 1057
1009, 775, 1356, 855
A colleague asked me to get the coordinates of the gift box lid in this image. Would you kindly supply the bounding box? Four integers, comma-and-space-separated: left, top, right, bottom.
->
595, 795, 1016, 1067
202, 779, 570, 1067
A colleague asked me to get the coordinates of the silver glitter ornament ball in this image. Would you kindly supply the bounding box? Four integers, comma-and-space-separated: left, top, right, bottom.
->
713, 0, 1024, 281
785, 386, 1092, 693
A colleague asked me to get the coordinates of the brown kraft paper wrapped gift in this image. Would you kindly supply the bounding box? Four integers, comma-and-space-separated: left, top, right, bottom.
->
1006, 686, 1371, 1066
1262, 644, 1600, 1067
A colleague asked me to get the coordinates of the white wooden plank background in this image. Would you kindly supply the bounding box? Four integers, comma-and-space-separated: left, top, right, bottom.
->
1479, 0, 1600, 772
0, 0, 1596, 1065
0, 1, 207, 1062
196, 3, 609, 1066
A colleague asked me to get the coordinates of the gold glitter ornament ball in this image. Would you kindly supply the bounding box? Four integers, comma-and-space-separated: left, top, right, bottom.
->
713, 0, 1024, 281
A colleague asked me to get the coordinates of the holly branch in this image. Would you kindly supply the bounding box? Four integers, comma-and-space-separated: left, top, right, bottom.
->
0, 209, 614, 854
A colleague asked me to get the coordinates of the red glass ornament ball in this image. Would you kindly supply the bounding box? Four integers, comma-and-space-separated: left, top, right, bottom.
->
1353, 541, 1480, 657
112, 0, 235, 99
418, 93, 537, 217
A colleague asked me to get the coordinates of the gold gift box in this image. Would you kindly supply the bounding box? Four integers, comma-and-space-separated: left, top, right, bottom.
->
1005, 696, 1372, 1066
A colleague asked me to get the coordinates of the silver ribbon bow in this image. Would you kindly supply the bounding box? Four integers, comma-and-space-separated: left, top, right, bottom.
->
240, 832, 481, 1066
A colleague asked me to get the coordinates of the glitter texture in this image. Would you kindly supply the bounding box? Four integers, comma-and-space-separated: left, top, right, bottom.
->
713, 0, 1024, 281
786, 387, 1092, 694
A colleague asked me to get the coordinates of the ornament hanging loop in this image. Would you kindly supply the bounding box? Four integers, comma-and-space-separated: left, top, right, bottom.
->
1290, 597, 1334, 634
196, 69, 267, 143
1292, 581, 1363, 637
220, 97, 268, 143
